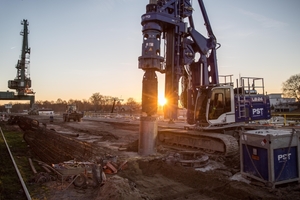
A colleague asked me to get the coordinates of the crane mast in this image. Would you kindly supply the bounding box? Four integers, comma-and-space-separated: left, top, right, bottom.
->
8, 19, 34, 96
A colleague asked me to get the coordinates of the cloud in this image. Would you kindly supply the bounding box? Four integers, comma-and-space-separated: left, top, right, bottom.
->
239, 9, 288, 29
89, 0, 137, 13
10, 47, 15, 50
235, 30, 255, 38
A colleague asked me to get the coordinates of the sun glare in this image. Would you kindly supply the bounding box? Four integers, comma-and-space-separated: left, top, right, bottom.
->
158, 94, 167, 106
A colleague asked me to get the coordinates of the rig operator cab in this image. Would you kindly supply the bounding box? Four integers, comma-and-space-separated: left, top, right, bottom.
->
193, 76, 271, 129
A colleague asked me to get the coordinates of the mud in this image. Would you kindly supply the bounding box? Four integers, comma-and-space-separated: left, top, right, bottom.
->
24, 116, 300, 199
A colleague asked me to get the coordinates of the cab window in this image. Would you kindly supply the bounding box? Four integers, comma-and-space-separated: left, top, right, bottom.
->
209, 88, 231, 120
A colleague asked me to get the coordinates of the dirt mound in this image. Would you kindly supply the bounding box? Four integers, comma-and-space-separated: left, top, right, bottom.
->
96, 175, 146, 200
11, 116, 300, 200
118, 158, 300, 200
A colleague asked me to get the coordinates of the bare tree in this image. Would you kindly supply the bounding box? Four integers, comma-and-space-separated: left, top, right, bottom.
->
115, 99, 123, 113
56, 98, 63, 104
282, 74, 300, 101
81, 99, 91, 111
68, 99, 75, 105
55, 98, 66, 112
42, 100, 52, 109
2, 93, 141, 114
127, 98, 140, 110
73, 99, 83, 110
89, 93, 103, 111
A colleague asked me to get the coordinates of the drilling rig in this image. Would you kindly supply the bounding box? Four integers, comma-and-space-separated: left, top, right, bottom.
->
1, 19, 35, 108
138, 0, 271, 156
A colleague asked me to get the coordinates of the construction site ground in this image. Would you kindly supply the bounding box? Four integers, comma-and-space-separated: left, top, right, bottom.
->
20, 115, 300, 199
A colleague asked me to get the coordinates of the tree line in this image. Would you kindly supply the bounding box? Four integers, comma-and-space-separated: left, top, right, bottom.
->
1, 74, 299, 113
282, 73, 300, 101
0, 92, 140, 113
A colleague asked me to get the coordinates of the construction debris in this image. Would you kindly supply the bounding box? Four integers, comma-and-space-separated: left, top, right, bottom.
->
8, 116, 103, 163
28, 156, 128, 190
164, 151, 210, 168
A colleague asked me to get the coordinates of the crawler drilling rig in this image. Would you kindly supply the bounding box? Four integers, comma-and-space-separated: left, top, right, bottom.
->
138, 0, 271, 155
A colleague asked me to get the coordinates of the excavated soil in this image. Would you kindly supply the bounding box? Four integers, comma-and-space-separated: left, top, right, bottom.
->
23, 116, 300, 199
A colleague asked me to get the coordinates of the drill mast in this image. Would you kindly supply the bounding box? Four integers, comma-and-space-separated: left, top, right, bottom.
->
139, 0, 218, 121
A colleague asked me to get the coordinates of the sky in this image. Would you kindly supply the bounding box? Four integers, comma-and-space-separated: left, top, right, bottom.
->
0, 0, 299, 105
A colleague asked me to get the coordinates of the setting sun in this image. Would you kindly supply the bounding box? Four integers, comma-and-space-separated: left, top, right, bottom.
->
158, 94, 167, 106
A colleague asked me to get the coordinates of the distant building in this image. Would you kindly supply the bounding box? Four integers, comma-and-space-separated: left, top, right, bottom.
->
38, 108, 54, 115
268, 93, 297, 112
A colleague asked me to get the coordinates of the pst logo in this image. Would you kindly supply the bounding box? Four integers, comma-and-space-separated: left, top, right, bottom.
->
278, 153, 291, 162
253, 108, 264, 115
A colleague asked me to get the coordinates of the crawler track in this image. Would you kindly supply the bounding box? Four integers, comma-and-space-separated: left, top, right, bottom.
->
85, 118, 240, 156
158, 129, 239, 156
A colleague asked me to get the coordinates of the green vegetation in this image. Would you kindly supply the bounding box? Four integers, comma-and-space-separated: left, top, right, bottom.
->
0, 128, 34, 199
